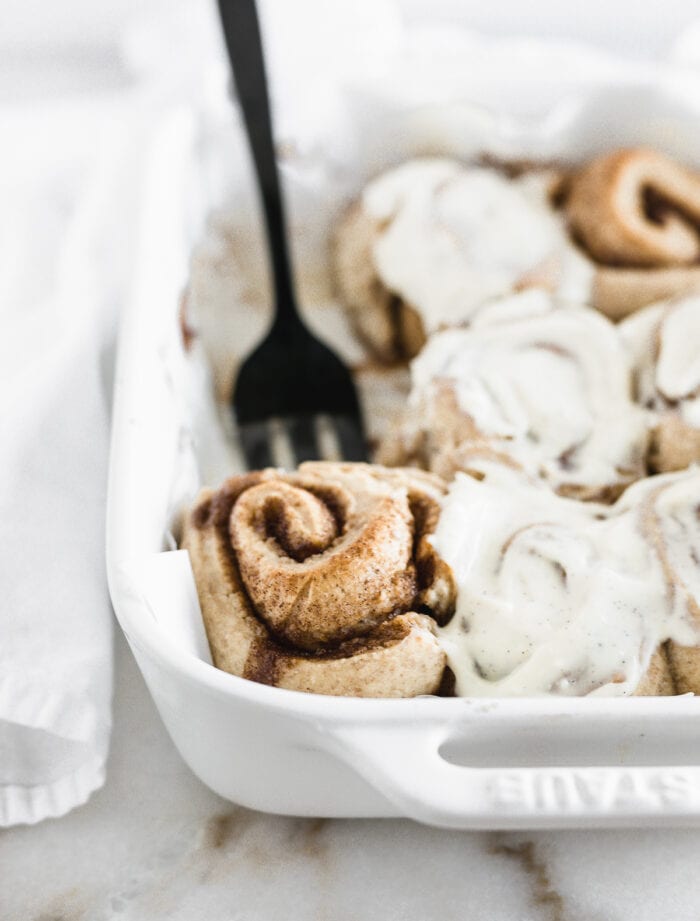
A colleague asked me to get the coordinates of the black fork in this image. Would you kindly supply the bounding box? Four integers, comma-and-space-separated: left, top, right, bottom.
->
217, 0, 367, 470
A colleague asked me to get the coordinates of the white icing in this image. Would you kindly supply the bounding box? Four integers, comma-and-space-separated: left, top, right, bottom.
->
410, 292, 648, 493
619, 302, 662, 405
361, 158, 594, 332
432, 465, 700, 697
682, 398, 700, 428
656, 296, 700, 401
622, 295, 700, 428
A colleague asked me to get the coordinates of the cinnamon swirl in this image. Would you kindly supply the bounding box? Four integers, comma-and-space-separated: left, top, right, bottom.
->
333, 158, 594, 362
431, 464, 700, 697
564, 149, 700, 320
621, 294, 700, 472
379, 291, 648, 502
180, 462, 455, 697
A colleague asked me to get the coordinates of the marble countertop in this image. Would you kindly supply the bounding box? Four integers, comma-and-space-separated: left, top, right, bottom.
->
3, 630, 700, 921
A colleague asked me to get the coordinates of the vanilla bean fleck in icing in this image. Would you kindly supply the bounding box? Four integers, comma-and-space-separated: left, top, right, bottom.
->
362, 158, 594, 332
431, 465, 700, 697
406, 291, 648, 498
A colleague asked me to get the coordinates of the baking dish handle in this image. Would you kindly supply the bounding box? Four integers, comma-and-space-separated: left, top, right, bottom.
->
327, 726, 700, 828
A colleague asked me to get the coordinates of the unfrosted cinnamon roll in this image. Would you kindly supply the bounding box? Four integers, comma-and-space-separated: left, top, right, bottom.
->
180, 462, 455, 697
621, 294, 700, 472
379, 291, 649, 502
432, 464, 700, 697
332, 158, 594, 362
565, 149, 700, 320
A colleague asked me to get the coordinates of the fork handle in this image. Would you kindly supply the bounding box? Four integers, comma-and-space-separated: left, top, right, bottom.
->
217, 0, 298, 323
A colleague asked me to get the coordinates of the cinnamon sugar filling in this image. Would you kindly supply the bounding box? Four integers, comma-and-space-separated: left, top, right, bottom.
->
192, 467, 455, 680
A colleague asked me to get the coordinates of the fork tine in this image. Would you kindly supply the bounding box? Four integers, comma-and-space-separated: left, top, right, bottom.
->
288, 415, 319, 465
238, 421, 275, 470
331, 415, 368, 463
315, 414, 342, 462
238, 414, 367, 470
269, 417, 295, 469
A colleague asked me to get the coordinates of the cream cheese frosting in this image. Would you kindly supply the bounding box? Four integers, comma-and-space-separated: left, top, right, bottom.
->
406, 290, 648, 497
431, 464, 700, 697
361, 158, 594, 333
622, 295, 700, 428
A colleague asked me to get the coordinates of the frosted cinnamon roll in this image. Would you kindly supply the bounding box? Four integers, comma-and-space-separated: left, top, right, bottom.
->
621, 294, 700, 472
180, 462, 455, 697
629, 471, 700, 694
431, 464, 700, 697
333, 158, 594, 362
564, 149, 700, 320
379, 291, 648, 502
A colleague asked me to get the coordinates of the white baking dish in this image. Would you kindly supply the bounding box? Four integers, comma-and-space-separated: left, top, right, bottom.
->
108, 70, 700, 828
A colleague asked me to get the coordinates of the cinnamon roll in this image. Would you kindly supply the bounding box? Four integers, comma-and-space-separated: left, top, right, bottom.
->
620, 470, 700, 694
564, 149, 700, 320
379, 291, 648, 502
332, 158, 594, 362
621, 294, 700, 472
431, 464, 700, 697
180, 462, 455, 697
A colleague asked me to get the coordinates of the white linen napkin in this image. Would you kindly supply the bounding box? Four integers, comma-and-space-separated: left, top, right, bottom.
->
0, 98, 144, 825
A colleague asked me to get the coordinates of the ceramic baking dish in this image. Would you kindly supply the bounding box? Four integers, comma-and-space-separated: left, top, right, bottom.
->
108, 75, 700, 828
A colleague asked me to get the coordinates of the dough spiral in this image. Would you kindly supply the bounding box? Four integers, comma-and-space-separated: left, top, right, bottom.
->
432, 464, 700, 697
333, 158, 592, 362
379, 291, 649, 502
181, 462, 455, 697
565, 149, 700, 319
621, 294, 700, 472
